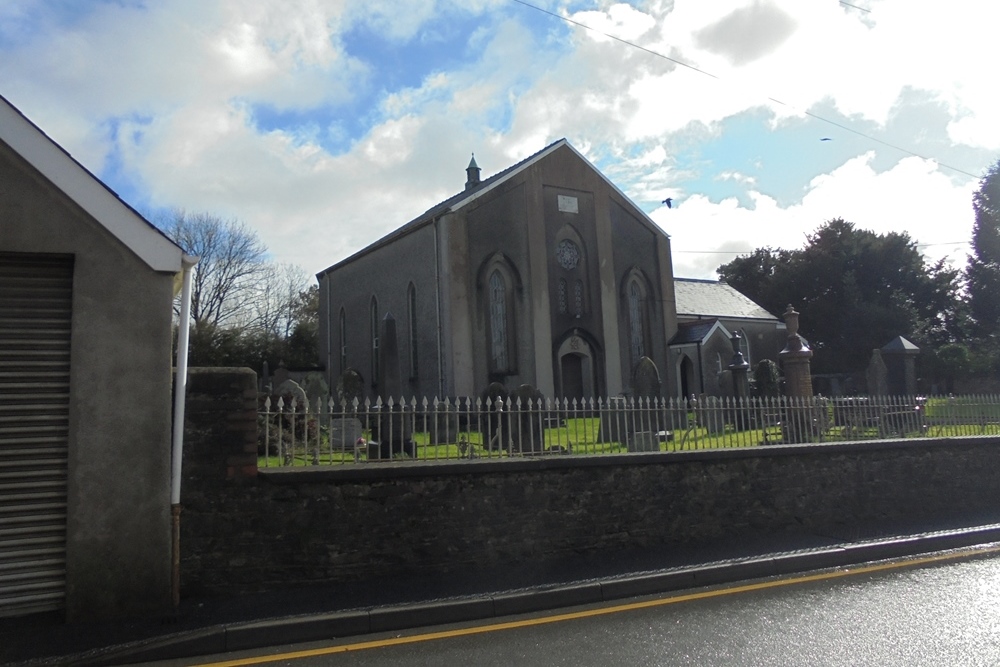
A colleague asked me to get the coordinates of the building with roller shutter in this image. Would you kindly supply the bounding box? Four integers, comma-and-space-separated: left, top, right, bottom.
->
0, 95, 190, 621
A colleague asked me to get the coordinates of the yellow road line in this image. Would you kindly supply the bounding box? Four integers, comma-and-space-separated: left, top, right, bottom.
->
193, 544, 1000, 667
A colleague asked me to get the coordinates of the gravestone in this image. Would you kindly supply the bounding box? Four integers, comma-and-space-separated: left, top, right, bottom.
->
510, 383, 545, 454
329, 417, 363, 452
697, 395, 726, 435
633, 356, 661, 399
337, 369, 365, 410
275, 379, 307, 408
598, 395, 628, 445
881, 336, 919, 396
272, 361, 290, 388
626, 430, 658, 453
481, 382, 511, 453
427, 399, 459, 445
302, 372, 329, 410
372, 313, 414, 459
866, 349, 889, 396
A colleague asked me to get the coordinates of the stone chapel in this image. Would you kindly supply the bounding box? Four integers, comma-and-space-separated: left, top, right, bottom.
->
317, 139, 776, 402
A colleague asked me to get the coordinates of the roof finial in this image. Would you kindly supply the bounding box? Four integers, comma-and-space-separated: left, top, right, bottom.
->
465, 152, 481, 190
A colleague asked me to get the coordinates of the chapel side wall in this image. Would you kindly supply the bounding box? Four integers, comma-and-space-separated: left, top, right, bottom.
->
320, 223, 440, 400
725, 319, 783, 366
0, 141, 174, 620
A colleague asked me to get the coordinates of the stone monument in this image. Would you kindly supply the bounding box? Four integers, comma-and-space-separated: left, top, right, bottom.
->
778, 305, 814, 443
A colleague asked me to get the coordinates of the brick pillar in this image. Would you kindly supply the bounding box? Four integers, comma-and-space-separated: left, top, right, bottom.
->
183, 367, 258, 482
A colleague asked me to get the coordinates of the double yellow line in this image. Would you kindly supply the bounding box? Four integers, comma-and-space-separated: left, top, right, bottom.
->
193, 545, 1000, 666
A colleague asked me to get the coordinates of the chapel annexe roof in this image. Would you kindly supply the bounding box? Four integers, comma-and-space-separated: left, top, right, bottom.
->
316, 139, 669, 278
673, 277, 779, 321
0, 94, 187, 273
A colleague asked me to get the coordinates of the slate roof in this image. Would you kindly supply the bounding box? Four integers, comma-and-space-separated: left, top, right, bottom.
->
674, 278, 778, 321
881, 335, 919, 353
669, 319, 722, 345
317, 138, 665, 277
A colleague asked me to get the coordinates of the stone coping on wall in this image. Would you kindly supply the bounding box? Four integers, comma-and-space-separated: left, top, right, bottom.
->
258, 435, 998, 483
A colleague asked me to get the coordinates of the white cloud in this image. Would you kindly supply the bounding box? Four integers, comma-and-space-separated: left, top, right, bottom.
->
1, 0, 993, 284
660, 152, 978, 280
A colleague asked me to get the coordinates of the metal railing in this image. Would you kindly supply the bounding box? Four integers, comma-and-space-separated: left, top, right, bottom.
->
258, 393, 1000, 467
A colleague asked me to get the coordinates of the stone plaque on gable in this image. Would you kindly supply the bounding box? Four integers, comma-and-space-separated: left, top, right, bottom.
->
557, 195, 579, 213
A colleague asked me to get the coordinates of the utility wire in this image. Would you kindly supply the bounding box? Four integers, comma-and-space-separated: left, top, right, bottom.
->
510, 0, 981, 180
674, 241, 968, 254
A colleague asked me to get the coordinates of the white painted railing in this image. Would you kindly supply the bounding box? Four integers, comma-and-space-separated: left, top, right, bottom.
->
257, 394, 1000, 466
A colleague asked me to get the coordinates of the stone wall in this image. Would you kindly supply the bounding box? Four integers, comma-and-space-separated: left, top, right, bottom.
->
179, 369, 1000, 598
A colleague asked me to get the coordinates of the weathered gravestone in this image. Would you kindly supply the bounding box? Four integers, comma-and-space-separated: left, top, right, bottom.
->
328, 416, 363, 452
480, 382, 511, 453
866, 349, 889, 396
881, 336, 919, 396
510, 383, 545, 454
628, 357, 663, 451
371, 313, 415, 459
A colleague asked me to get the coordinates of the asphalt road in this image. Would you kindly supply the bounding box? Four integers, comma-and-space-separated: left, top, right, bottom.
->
147, 546, 1000, 667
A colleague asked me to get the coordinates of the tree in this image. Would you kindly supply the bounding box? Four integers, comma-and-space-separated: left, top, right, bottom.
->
719, 219, 963, 374
159, 211, 269, 328
967, 159, 1000, 340
160, 211, 320, 370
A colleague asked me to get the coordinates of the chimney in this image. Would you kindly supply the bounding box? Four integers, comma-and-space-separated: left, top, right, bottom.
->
465, 153, 481, 190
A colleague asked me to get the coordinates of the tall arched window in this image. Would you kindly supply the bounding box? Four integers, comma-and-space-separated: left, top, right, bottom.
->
478, 253, 520, 377
339, 307, 347, 373
628, 279, 645, 365
370, 296, 379, 387
488, 270, 509, 373
407, 283, 418, 379
554, 225, 588, 318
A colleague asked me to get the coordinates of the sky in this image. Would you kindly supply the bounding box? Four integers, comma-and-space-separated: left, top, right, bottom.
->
2, 0, 997, 282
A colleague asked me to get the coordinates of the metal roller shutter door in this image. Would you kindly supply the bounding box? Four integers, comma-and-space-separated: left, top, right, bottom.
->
0, 253, 72, 618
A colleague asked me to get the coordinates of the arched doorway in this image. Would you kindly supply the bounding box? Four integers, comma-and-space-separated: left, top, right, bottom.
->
677, 353, 696, 399
556, 333, 597, 401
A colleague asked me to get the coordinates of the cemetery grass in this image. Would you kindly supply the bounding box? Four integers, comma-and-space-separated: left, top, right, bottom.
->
259, 408, 1000, 467
259, 418, 765, 466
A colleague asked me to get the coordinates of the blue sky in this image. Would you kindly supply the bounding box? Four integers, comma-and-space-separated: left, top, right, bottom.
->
1, 0, 996, 280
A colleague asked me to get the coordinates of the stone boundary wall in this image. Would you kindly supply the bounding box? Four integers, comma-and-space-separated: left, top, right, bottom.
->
179, 369, 1000, 598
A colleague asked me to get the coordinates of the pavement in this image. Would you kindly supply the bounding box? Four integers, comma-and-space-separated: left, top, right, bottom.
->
5, 515, 1000, 667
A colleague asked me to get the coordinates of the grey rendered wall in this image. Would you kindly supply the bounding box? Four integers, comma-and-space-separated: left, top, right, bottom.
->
463, 181, 537, 393
321, 223, 440, 399
610, 199, 671, 393
0, 141, 174, 620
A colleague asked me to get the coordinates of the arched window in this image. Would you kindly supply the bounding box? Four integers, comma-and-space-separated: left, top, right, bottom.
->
339, 307, 347, 373
628, 279, 645, 365
488, 270, 509, 373
407, 283, 418, 378
370, 296, 379, 387
554, 225, 588, 318
478, 253, 520, 376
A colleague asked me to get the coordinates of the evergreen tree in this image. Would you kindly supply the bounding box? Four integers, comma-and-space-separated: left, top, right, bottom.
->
967, 160, 1000, 340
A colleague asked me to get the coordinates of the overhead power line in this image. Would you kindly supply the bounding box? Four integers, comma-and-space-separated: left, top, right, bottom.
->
509, 0, 981, 180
